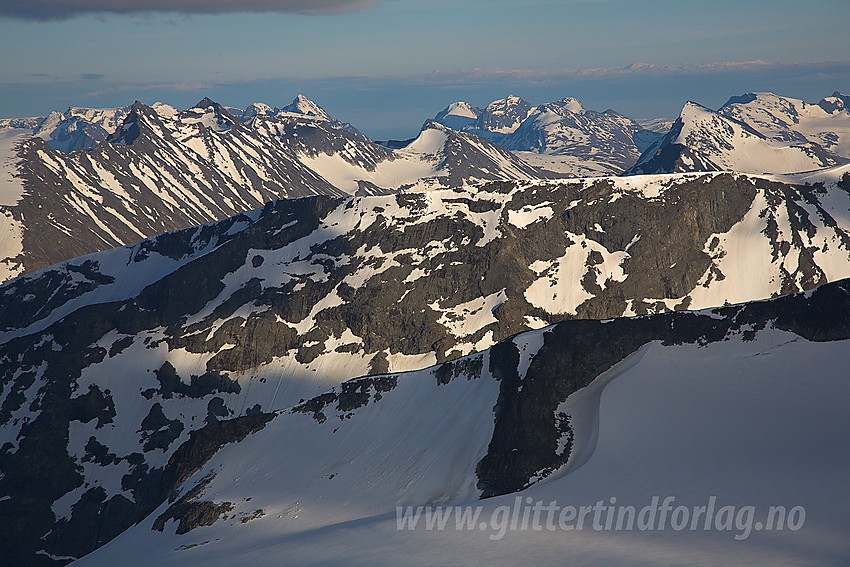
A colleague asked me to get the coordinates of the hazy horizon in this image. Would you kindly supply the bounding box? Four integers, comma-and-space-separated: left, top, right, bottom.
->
1, 0, 848, 139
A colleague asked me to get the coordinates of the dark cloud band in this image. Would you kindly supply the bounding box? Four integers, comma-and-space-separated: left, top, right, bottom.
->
1, 0, 376, 20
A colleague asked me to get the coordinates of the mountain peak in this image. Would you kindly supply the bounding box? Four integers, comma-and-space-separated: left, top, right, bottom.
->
555, 97, 584, 113
194, 97, 220, 110
819, 92, 850, 114
181, 98, 239, 131
485, 94, 530, 112
475, 95, 534, 134
436, 101, 481, 119
433, 101, 482, 130
420, 118, 449, 132
680, 100, 713, 118
720, 93, 764, 109
107, 102, 152, 146
280, 94, 332, 121
151, 102, 178, 119
242, 102, 274, 120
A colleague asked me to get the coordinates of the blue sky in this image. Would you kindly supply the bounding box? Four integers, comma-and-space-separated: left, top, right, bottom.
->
1, 0, 848, 139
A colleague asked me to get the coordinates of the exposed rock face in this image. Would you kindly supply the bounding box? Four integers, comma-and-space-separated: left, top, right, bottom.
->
2, 172, 850, 564
476, 277, 850, 496
0, 106, 133, 153
627, 95, 850, 175
719, 91, 850, 158
62, 276, 850, 566
434, 95, 665, 176
276, 276, 850, 501
472, 95, 535, 134
491, 99, 651, 173
0, 97, 544, 282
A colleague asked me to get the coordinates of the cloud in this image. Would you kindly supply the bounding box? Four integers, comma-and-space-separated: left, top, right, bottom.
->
0, 0, 377, 21
361, 60, 779, 85
80, 73, 105, 80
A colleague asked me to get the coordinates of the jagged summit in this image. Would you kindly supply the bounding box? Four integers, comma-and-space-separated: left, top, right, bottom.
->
280, 94, 332, 121
241, 101, 274, 119
474, 94, 534, 134
193, 96, 219, 109
0, 96, 547, 280
432, 93, 661, 175
105, 101, 147, 146
628, 93, 850, 175
549, 97, 584, 113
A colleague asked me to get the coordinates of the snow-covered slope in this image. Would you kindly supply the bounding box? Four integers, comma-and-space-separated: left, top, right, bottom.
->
628, 94, 850, 175
0, 96, 544, 281
3, 171, 850, 564
472, 94, 534, 134
0, 105, 133, 154
434, 101, 483, 130
502, 98, 649, 175
719, 91, 850, 158
69, 278, 850, 567
278, 93, 333, 121
434, 95, 664, 176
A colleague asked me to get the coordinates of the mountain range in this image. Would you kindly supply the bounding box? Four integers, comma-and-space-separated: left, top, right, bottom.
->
2, 165, 850, 564
432, 92, 850, 179
0, 95, 541, 282
627, 92, 850, 175
4, 90, 850, 284
432, 94, 668, 176
2, 89, 850, 566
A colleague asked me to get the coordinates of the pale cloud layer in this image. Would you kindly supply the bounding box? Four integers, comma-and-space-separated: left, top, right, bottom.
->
0, 0, 377, 20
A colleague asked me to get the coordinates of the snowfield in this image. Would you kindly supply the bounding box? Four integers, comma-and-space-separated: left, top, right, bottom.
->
2, 91, 850, 567
72, 327, 850, 567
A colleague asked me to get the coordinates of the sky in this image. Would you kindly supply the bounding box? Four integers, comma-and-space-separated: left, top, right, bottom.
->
1, 0, 848, 139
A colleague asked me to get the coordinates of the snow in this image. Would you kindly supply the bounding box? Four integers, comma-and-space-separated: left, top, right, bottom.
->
75, 350, 503, 566
281, 95, 332, 121
635, 117, 675, 134
553, 345, 650, 474
609, 172, 712, 198
513, 151, 611, 176
506, 204, 554, 228
386, 351, 439, 373
433, 289, 507, 338
181, 110, 230, 133
152, 102, 178, 119
674, 102, 841, 175
524, 235, 628, 315
770, 162, 850, 186
296, 151, 437, 194
513, 327, 548, 379
559, 97, 584, 114
0, 362, 46, 452
481, 95, 533, 134
0, 127, 29, 206
404, 127, 448, 156
241, 102, 273, 120
0, 210, 24, 282
720, 92, 850, 158
687, 182, 850, 309
442, 102, 480, 120
71, 327, 850, 567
